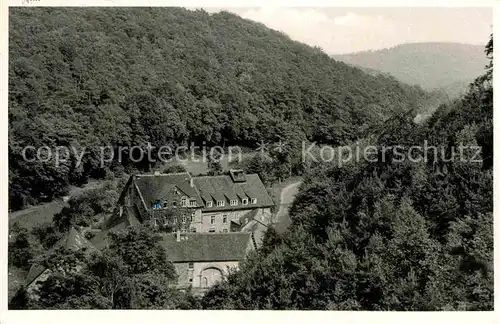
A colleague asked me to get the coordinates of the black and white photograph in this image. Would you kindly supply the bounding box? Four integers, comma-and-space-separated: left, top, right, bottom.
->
4, 3, 496, 315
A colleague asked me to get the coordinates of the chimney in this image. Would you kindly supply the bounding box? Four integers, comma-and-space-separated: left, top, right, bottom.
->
190, 177, 194, 187
176, 230, 181, 242
229, 169, 246, 182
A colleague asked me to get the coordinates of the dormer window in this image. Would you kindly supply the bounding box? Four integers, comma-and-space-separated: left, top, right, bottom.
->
163, 202, 168, 208
230, 199, 238, 206
251, 198, 257, 204
152, 200, 161, 209
242, 198, 248, 205
217, 200, 225, 207
189, 199, 197, 207
206, 201, 213, 208
181, 197, 187, 207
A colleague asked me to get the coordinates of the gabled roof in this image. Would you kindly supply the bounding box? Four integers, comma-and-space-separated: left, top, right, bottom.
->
125, 206, 142, 227
134, 173, 204, 207
25, 264, 48, 287
53, 227, 95, 251
25, 227, 94, 286
192, 174, 274, 212
89, 230, 109, 250
160, 232, 252, 262
92, 206, 142, 249
105, 204, 142, 231
131, 172, 274, 212
120, 206, 142, 227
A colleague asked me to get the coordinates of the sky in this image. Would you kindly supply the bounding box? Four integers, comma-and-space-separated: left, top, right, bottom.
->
199, 7, 492, 54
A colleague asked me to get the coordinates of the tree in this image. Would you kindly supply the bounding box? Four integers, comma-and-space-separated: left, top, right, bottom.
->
53, 181, 119, 232
207, 150, 223, 176
31, 224, 63, 249
8, 223, 34, 270
21, 226, 183, 309
8, 287, 33, 310
107, 225, 176, 279
258, 226, 282, 256
238, 153, 275, 184
201, 35, 493, 309
161, 163, 186, 174
9, 7, 435, 210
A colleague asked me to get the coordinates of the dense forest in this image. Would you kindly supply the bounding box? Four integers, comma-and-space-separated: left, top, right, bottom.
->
200, 36, 493, 310
10, 35, 492, 310
8, 7, 493, 311
9, 7, 443, 211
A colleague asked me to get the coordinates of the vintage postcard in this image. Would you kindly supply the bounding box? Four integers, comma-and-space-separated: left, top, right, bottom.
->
2, 2, 497, 322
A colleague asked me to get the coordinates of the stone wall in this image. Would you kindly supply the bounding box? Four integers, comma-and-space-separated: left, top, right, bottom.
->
173, 261, 240, 288
188, 207, 273, 233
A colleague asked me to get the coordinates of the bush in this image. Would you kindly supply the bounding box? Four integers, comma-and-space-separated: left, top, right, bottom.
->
8, 224, 33, 270
161, 163, 186, 174
31, 224, 63, 250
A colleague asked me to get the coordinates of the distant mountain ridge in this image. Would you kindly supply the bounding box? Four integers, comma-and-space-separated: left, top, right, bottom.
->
9, 7, 439, 210
332, 42, 488, 98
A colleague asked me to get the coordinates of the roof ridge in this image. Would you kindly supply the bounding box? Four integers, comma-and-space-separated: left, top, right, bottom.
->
164, 231, 250, 236
193, 174, 229, 179
136, 172, 191, 177
193, 173, 259, 179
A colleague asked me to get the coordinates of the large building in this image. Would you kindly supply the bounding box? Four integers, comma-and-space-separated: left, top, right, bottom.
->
25, 170, 274, 295
112, 170, 275, 235
25, 227, 255, 295
161, 231, 254, 290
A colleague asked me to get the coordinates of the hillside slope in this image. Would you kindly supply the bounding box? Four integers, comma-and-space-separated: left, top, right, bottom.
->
332, 42, 488, 97
10, 7, 436, 209
202, 37, 493, 311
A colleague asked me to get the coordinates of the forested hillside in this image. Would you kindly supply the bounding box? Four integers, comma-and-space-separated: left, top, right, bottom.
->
333, 42, 488, 98
9, 7, 439, 210
202, 37, 493, 310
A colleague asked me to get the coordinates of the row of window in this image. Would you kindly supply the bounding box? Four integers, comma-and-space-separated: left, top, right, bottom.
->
153, 197, 258, 210
153, 211, 241, 227
206, 197, 257, 208
170, 212, 232, 225
171, 211, 197, 224
186, 227, 228, 233
152, 197, 197, 210
209, 215, 227, 224
181, 197, 197, 207
208, 228, 228, 233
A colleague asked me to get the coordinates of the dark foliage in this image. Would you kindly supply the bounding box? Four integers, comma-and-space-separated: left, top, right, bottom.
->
18, 226, 197, 309
9, 7, 437, 210
8, 224, 34, 270
201, 36, 493, 310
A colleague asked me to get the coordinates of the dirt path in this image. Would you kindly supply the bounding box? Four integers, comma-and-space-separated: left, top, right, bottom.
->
274, 180, 302, 233
9, 179, 103, 229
